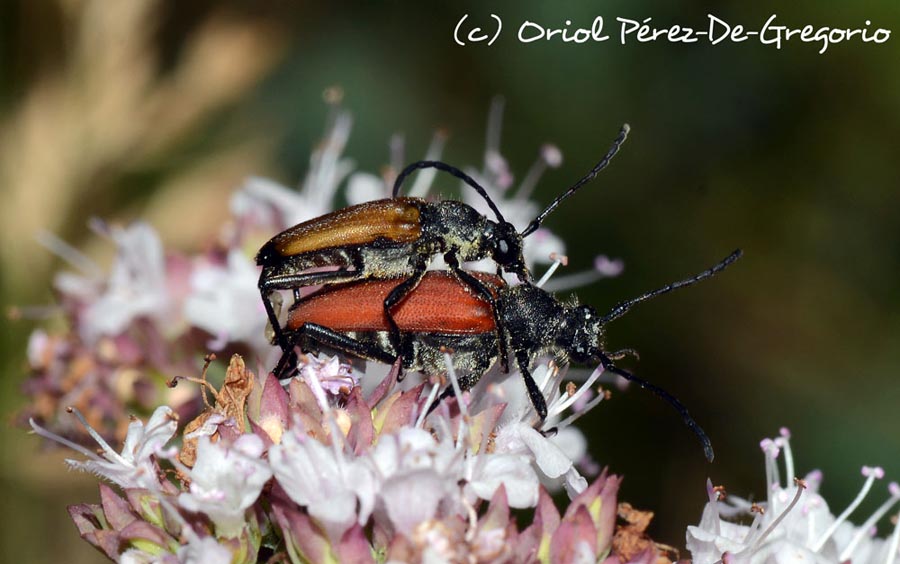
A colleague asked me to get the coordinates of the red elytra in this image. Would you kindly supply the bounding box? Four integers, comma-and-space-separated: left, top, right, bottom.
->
287, 271, 503, 334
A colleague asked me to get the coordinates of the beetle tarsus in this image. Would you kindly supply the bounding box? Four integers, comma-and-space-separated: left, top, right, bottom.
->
516, 351, 549, 421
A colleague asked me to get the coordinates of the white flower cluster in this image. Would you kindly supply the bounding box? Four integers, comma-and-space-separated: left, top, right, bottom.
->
688, 428, 900, 564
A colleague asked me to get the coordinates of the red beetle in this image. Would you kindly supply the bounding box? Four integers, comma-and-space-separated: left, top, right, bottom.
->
277, 249, 742, 462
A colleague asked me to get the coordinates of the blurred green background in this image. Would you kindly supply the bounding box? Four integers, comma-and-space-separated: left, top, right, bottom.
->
2, 1, 898, 562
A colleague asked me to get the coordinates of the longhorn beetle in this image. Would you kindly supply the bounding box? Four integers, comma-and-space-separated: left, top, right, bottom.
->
256, 125, 631, 365
277, 249, 742, 461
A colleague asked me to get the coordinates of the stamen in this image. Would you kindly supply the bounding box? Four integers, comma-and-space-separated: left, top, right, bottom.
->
444, 352, 468, 419
750, 478, 806, 552
299, 362, 346, 453
552, 389, 606, 430
548, 364, 604, 418
408, 130, 448, 198
28, 418, 100, 460
66, 407, 131, 467
760, 438, 781, 501
742, 512, 765, 546
541, 255, 626, 292
301, 360, 333, 416
515, 144, 562, 201
705, 479, 722, 533
36, 230, 101, 276
442, 352, 472, 452
811, 466, 884, 552
8, 305, 61, 321
540, 273, 600, 293
536, 253, 568, 288
168, 354, 218, 409
389, 133, 405, 185
536, 361, 559, 396
805, 469, 824, 490
839, 482, 900, 561
416, 382, 441, 429
484, 97, 505, 169
884, 510, 900, 564
776, 429, 795, 481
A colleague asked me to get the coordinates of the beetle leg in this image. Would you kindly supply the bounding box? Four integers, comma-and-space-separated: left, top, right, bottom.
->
275, 323, 398, 381
425, 384, 456, 417
446, 255, 510, 373
259, 268, 365, 351
273, 347, 300, 379
515, 350, 548, 421
383, 260, 428, 353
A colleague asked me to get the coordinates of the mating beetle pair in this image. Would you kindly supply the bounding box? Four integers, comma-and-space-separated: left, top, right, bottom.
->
256, 124, 739, 460
256, 125, 631, 371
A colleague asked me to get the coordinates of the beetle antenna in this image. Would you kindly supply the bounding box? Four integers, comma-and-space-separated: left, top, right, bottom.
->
393, 160, 506, 224
600, 249, 742, 325
599, 354, 714, 462
521, 124, 630, 238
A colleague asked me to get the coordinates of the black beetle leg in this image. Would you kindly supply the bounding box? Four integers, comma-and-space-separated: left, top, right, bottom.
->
259, 267, 364, 351
515, 350, 548, 421
383, 260, 428, 352
274, 323, 399, 381
426, 384, 456, 416
273, 347, 300, 380
446, 255, 510, 373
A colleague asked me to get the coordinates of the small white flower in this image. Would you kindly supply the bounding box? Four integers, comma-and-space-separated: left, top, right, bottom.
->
269, 427, 376, 541
184, 249, 269, 352
231, 176, 309, 230
381, 469, 452, 536
175, 535, 233, 564
474, 361, 609, 498
494, 421, 587, 498
466, 452, 539, 508
64, 222, 172, 343
296, 355, 358, 395
369, 427, 462, 534
31, 405, 178, 489
178, 434, 272, 538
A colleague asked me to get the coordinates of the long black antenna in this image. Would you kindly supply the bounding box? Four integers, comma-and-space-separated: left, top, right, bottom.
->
601, 249, 742, 325
521, 124, 631, 238
599, 354, 714, 462
392, 160, 506, 224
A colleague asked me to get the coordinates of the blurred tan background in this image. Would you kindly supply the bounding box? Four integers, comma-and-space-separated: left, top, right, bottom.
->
1, 1, 898, 562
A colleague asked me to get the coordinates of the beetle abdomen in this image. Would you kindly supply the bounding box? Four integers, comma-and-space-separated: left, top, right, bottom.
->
287, 271, 502, 334
258, 198, 423, 263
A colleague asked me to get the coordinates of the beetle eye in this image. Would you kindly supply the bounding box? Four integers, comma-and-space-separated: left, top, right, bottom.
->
498, 239, 509, 255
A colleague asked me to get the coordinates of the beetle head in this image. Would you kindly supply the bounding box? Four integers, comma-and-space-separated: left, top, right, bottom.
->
560, 304, 603, 363
489, 220, 529, 280
255, 241, 279, 266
